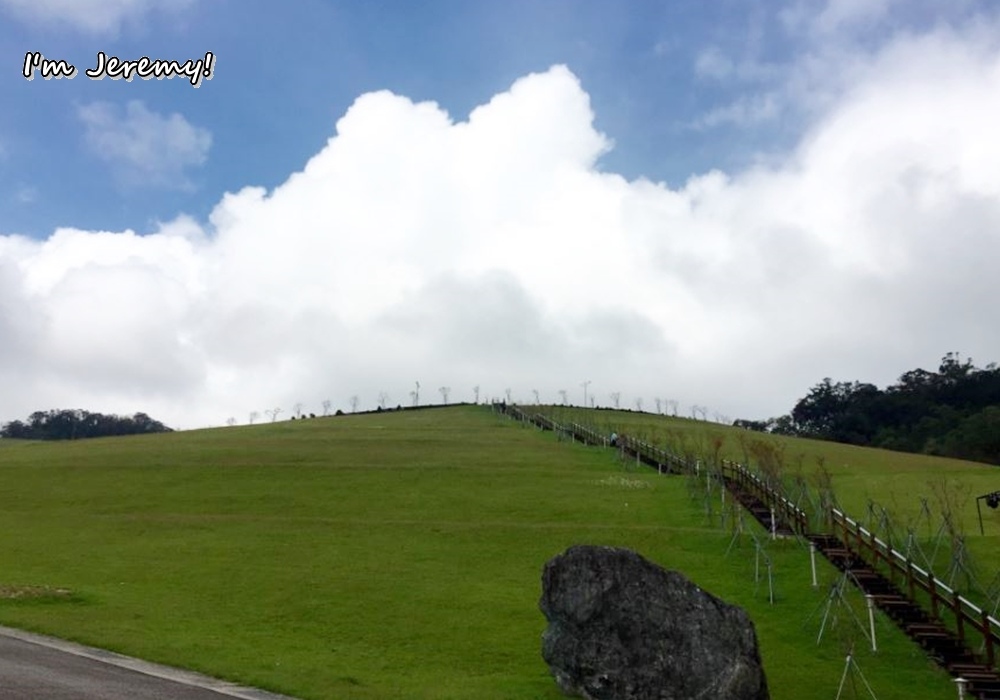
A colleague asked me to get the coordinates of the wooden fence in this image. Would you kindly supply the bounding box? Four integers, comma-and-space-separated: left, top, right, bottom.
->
830, 508, 1000, 666
494, 401, 1000, 667
720, 460, 810, 536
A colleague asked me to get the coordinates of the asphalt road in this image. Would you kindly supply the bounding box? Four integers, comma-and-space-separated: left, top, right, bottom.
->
0, 627, 297, 700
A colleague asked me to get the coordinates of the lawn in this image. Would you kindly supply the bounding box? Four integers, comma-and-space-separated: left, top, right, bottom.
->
0, 405, 963, 698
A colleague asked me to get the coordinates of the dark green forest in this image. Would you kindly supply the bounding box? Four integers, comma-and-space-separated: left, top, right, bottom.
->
736, 353, 1000, 466
0, 409, 172, 440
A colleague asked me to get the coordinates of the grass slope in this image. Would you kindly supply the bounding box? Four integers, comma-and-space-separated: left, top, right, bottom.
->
540, 406, 1000, 571
0, 406, 962, 698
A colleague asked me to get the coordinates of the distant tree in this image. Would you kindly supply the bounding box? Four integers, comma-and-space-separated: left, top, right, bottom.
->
558, 389, 568, 405
0, 409, 171, 440
473, 385, 481, 404
322, 400, 332, 416
412, 381, 420, 406
439, 386, 450, 404
734, 418, 769, 432
655, 398, 663, 414
378, 392, 389, 410
776, 352, 1000, 464
505, 388, 512, 403
349, 396, 360, 413
635, 397, 643, 412
533, 389, 540, 405
226, 417, 236, 427
293, 402, 304, 419
265, 407, 282, 423
249, 411, 259, 425
610, 392, 621, 409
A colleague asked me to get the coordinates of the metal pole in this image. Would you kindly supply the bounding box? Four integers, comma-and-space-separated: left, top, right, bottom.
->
810, 542, 818, 588
866, 595, 877, 652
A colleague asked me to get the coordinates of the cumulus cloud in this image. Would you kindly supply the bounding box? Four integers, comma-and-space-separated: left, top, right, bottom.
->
77, 100, 211, 189
0, 0, 194, 34
2, 37, 1000, 429
781, 0, 904, 37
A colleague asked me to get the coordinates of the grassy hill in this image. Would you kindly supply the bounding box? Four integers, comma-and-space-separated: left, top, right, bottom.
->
0, 405, 982, 698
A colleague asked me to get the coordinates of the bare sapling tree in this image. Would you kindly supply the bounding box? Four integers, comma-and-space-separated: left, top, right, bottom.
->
226, 417, 236, 427
811, 456, 838, 530
532, 389, 540, 404
505, 388, 512, 403
293, 402, 304, 419
411, 381, 420, 407
709, 433, 726, 469
748, 437, 786, 490
473, 385, 481, 404
690, 405, 708, 421
610, 392, 621, 409
581, 380, 591, 408
322, 399, 332, 416
439, 386, 450, 404
667, 399, 679, 416
378, 392, 389, 410
266, 407, 282, 423
655, 398, 662, 414
249, 411, 259, 425
635, 397, 643, 412
558, 389, 568, 406
349, 395, 359, 413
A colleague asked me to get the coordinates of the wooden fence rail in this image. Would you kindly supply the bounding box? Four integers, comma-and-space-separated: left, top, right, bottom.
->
830, 508, 1000, 667
494, 401, 1000, 668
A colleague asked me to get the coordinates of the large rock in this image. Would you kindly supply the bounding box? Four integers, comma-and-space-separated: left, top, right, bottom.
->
540, 545, 769, 700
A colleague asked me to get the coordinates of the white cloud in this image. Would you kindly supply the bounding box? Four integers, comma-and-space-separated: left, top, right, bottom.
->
13, 186, 38, 204
0, 0, 194, 34
694, 47, 734, 80
782, 0, 902, 37
691, 93, 780, 129
77, 100, 211, 188
2, 35, 1000, 429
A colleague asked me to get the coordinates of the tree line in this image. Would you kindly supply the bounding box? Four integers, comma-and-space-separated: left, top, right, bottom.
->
735, 353, 1000, 465
1, 409, 172, 440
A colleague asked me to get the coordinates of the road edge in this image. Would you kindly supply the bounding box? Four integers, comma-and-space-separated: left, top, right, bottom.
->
0, 624, 300, 700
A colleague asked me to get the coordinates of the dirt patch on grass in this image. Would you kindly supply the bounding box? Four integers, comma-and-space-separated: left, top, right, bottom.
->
0, 585, 73, 601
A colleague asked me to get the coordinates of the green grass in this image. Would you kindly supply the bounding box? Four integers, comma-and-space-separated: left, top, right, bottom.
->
0, 406, 969, 698
539, 406, 1000, 569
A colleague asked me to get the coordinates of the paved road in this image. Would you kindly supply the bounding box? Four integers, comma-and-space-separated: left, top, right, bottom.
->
0, 627, 297, 700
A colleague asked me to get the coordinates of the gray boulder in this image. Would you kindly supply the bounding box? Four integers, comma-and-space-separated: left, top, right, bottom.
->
540, 545, 769, 700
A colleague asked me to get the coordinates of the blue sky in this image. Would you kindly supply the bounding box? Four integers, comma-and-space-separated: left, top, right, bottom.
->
3, 0, 821, 236
2, 0, 999, 428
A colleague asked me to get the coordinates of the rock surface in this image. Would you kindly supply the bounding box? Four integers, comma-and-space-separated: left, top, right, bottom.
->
540, 545, 769, 700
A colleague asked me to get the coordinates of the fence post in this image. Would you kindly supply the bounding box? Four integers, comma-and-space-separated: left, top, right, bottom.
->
982, 610, 995, 667
866, 594, 878, 652
953, 592, 965, 644
908, 561, 916, 602
810, 542, 818, 588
